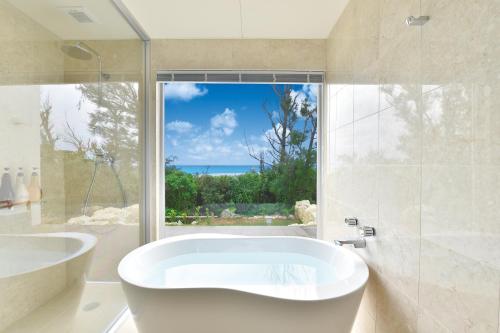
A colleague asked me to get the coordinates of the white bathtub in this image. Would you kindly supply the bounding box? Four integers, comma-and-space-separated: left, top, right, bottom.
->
119, 234, 368, 333
0, 232, 96, 331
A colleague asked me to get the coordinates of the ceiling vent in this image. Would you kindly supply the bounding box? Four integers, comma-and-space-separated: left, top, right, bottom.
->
59, 6, 97, 24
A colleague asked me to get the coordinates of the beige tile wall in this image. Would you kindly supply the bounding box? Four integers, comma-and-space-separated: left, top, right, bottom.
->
151, 39, 326, 71
62, 39, 144, 84
323, 0, 500, 332
0, 1, 63, 85
0, 0, 64, 233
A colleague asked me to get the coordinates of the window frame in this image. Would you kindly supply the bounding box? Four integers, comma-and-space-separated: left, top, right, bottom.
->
154, 70, 325, 239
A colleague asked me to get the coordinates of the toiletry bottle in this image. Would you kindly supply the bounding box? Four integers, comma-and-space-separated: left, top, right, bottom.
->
29, 167, 42, 225
0, 168, 15, 208
14, 167, 29, 205
28, 167, 41, 202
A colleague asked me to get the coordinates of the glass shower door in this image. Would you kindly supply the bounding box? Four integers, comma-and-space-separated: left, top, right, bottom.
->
0, 0, 146, 331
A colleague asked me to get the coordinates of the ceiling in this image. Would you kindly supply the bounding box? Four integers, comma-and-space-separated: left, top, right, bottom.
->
8, 0, 350, 40
122, 0, 350, 39
8, 0, 139, 40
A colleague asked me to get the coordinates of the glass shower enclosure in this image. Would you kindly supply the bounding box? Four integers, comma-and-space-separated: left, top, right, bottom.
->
0, 0, 147, 331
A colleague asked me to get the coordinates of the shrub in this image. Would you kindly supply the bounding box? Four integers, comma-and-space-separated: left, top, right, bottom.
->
165, 208, 178, 222
196, 175, 232, 204
267, 156, 316, 205
228, 172, 261, 203
165, 169, 197, 211
164, 161, 316, 215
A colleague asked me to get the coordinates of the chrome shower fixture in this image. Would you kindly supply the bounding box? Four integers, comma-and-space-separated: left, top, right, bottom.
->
61, 42, 96, 60
61, 42, 110, 80
405, 15, 430, 26
61, 41, 110, 108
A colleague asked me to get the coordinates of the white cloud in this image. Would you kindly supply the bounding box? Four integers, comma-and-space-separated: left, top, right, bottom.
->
290, 84, 319, 117
164, 83, 208, 101
166, 120, 194, 133
302, 83, 319, 102
262, 124, 289, 144
210, 108, 238, 136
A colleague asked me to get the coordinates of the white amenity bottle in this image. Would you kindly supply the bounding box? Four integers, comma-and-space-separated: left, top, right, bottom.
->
28, 167, 42, 225
28, 167, 41, 202
14, 167, 29, 205
0, 168, 15, 208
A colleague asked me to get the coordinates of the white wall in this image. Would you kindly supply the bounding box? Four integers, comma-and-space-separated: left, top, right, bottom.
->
0, 85, 41, 173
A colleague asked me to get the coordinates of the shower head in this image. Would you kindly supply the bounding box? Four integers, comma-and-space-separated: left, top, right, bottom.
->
61, 42, 99, 60
61, 41, 109, 109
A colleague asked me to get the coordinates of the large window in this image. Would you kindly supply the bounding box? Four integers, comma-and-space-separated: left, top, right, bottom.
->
162, 78, 321, 236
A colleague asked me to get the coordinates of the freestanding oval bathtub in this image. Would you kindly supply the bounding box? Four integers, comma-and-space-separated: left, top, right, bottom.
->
119, 234, 368, 333
0, 232, 96, 331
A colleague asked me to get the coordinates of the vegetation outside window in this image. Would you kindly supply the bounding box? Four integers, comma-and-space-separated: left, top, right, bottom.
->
163, 82, 320, 229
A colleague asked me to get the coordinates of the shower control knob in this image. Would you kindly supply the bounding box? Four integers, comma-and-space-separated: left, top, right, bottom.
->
344, 217, 358, 226
358, 226, 375, 237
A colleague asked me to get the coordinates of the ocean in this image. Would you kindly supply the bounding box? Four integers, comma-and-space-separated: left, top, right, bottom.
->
174, 165, 259, 176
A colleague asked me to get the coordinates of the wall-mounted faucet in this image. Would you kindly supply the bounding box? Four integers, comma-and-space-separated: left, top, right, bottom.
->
344, 217, 358, 226
334, 239, 366, 248
335, 217, 375, 249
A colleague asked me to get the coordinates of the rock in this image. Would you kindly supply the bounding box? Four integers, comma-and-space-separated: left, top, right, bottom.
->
123, 204, 139, 224
220, 208, 239, 218
304, 205, 317, 223
91, 207, 125, 225
294, 200, 310, 221
294, 200, 317, 224
67, 215, 92, 225
86, 206, 103, 216
66, 204, 140, 225
165, 220, 183, 226
191, 221, 198, 225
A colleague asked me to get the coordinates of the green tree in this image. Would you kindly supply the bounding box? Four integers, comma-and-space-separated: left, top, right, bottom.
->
165, 169, 197, 211
77, 82, 140, 206
40, 96, 58, 149
248, 85, 318, 205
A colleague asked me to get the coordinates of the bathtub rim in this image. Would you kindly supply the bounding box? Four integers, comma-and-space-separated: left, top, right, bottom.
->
118, 233, 369, 302
0, 232, 97, 279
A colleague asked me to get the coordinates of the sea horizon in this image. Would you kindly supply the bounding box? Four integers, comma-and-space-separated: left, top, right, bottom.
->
173, 165, 260, 176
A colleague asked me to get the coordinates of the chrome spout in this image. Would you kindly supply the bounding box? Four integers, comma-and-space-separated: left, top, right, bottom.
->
334, 239, 366, 248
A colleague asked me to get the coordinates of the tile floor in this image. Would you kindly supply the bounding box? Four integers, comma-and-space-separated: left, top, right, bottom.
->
4, 282, 127, 333
114, 311, 137, 333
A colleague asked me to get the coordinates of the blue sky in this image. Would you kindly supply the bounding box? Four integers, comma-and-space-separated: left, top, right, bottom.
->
164, 83, 318, 165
